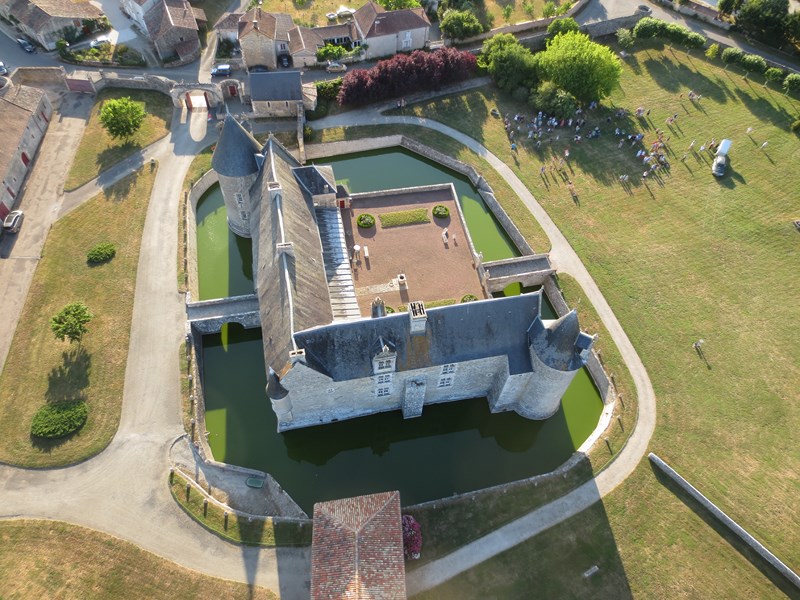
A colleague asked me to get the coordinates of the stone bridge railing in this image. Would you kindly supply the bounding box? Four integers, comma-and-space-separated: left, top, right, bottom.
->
186, 293, 260, 335
481, 254, 554, 293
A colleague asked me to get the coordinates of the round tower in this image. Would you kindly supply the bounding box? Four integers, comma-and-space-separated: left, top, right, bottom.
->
211, 114, 263, 238
526, 309, 589, 419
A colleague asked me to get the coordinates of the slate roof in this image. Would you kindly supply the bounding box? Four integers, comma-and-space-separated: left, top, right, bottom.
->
6, 0, 102, 30
354, 1, 428, 38
528, 309, 586, 371
0, 80, 45, 184
294, 293, 546, 381
145, 0, 198, 40
253, 137, 333, 375
249, 71, 303, 102
311, 491, 406, 600
292, 165, 336, 196
211, 114, 262, 177
238, 8, 293, 41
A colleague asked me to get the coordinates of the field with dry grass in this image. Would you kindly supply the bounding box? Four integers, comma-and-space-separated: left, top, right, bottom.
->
0, 168, 154, 467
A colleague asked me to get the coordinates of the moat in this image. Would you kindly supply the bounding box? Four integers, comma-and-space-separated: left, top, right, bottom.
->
196, 147, 604, 513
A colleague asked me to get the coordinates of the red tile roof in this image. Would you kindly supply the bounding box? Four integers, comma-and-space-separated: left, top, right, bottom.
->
311, 491, 406, 599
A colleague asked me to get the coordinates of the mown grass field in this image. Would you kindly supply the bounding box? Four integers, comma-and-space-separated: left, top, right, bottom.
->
65, 89, 172, 191
0, 520, 277, 599
0, 168, 154, 467
399, 41, 800, 596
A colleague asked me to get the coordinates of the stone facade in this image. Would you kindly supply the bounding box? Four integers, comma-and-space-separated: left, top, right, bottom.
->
0, 0, 104, 50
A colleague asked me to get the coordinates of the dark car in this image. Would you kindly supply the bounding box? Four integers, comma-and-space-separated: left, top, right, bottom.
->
249, 65, 268, 73
17, 38, 36, 53
2, 210, 24, 233
211, 64, 232, 77
278, 54, 290, 68
711, 154, 727, 177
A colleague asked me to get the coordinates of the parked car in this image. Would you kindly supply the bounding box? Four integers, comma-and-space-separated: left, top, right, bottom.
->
2, 210, 24, 233
0, 61, 7, 76
278, 54, 290, 68
326, 61, 347, 73
17, 38, 35, 53
211, 64, 232, 77
249, 65, 268, 73
90, 37, 110, 48
711, 138, 732, 177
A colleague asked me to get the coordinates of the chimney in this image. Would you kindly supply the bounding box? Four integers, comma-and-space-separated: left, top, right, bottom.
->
253, 20, 258, 30
371, 297, 386, 318
408, 301, 427, 336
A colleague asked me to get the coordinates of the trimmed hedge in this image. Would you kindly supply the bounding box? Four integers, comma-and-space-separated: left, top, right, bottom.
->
385, 306, 395, 313
432, 205, 450, 219
379, 208, 430, 228
357, 213, 375, 228
31, 400, 88, 438
461, 294, 479, 302
87, 242, 116, 264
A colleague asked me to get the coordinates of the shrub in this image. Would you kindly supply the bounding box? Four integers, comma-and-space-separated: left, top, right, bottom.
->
721, 47, 744, 66
740, 53, 767, 74
765, 67, 784, 85
379, 208, 430, 227
547, 17, 580, 38
316, 43, 346, 62
316, 78, 343, 102
461, 294, 478, 302
432, 204, 450, 218
87, 242, 116, 264
385, 306, 395, 313
357, 213, 375, 228
633, 16, 667, 39
616, 28, 635, 49
303, 125, 313, 140
542, 1, 557, 17
705, 43, 720, 59
31, 400, 88, 438
402, 514, 422, 560
784, 73, 800, 94
529, 81, 578, 118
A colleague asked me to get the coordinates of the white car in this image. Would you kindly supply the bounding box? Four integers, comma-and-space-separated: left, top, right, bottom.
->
0, 61, 7, 76
326, 61, 347, 73
90, 37, 110, 48
2, 210, 24, 233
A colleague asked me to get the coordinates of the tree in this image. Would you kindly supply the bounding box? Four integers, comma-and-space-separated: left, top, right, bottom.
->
721, 46, 743, 69
480, 34, 537, 93
535, 31, 622, 103
735, 0, 789, 45
740, 53, 767, 75
440, 9, 484, 39
547, 17, 580, 37
99, 97, 145, 140
376, 0, 420, 8
50, 302, 93, 345
783, 72, 800, 95
316, 43, 346, 62
542, 1, 557, 17
502, 4, 513, 22
633, 16, 667, 39
717, 0, 742, 15
529, 81, 578, 117
705, 42, 720, 59
616, 28, 635, 49
784, 11, 800, 43
764, 67, 784, 87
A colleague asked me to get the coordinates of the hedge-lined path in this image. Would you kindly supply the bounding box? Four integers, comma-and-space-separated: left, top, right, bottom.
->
312, 106, 657, 593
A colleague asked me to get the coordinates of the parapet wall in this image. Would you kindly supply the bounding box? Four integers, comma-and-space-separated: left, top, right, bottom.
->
9, 66, 68, 88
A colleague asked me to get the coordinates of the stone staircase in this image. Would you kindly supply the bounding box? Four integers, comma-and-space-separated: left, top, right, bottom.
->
316, 208, 361, 320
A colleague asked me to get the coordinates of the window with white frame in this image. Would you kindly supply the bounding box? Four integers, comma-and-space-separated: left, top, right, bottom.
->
437, 376, 453, 388
376, 373, 392, 385
376, 386, 391, 397
235, 192, 244, 205
441, 363, 456, 375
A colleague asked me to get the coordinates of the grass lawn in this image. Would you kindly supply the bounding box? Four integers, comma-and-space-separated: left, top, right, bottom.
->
65, 89, 172, 191
379, 207, 430, 227
397, 41, 800, 596
0, 167, 155, 467
169, 472, 313, 547
0, 520, 277, 599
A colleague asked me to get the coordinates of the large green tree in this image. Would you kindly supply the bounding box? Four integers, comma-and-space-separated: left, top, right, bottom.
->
440, 9, 484, 39
736, 0, 789, 43
547, 17, 580, 37
534, 31, 622, 103
479, 34, 538, 93
99, 97, 146, 140
50, 302, 93, 345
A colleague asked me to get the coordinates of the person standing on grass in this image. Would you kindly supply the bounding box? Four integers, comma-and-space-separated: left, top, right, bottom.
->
761, 141, 769, 150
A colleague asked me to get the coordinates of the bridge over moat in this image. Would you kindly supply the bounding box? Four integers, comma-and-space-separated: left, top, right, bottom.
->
481, 254, 554, 293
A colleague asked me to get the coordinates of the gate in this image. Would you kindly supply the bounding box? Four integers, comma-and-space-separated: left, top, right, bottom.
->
65, 78, 94, 93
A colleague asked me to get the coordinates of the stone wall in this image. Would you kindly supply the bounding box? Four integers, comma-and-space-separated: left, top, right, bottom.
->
187, 169, 219, 299
94, 71, 174, 97
581, 12, 648, 38
651, 0, 732, 30
649, 453, 800, 592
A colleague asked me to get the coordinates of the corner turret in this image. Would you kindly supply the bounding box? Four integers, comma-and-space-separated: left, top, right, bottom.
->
212, 114, 263, 237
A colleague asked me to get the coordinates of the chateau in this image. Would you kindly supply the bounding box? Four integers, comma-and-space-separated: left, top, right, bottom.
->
211, 115, 596, 432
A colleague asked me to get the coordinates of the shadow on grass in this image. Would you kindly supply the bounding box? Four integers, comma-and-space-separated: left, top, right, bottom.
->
732, 87, 795, 130
45, 347, 91, 405
650, 462, 800, 599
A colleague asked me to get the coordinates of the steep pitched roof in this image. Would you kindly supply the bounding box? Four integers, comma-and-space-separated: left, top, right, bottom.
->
294, 293, 544, 381
7, 0, 102, 30
249, 71, 303, 102
354, 1, 428, 38
528, 309, 586, 371
311, 491, 406, 600
211, 114, 262, 177
214, 10, 242, 30
288, 26, 322, 55
253, 137, 333, 375
145, 0, 198, 40
0, 80, 45, 185
238, 8, 293, 41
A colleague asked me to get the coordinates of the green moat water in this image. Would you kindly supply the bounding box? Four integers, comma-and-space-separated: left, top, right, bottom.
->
197, 148, 604, 513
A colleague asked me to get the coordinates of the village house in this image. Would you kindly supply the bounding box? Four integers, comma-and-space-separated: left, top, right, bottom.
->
0, 0, 104, 50
248, 71, 316, 118
0, 76, 52, 220
142, 0, 204, 62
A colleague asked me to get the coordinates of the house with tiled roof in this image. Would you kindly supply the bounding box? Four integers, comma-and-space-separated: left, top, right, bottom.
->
238, 7, 293, 71
0, 76, 52, 219
143, 0, 202, 62
352, 1, 430, 59
311, 491, 406, 599
206, 115, 596, 432
0, 0, 104, 50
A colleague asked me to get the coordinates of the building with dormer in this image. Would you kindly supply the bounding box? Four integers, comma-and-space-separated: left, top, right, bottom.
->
205, 114, 595, 432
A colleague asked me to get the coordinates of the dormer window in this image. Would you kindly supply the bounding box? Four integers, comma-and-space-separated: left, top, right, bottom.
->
372, 343, 396, 374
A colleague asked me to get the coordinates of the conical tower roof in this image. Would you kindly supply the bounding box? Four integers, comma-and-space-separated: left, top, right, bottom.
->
212, 114, 263, 177
530, 309, 582, 371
